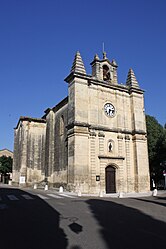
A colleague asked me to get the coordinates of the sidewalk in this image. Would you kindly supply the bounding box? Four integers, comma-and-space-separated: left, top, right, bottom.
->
1, 182, 166, 198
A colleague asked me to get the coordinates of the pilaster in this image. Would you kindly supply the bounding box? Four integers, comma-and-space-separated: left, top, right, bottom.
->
89, 131, 97, 190
19, 122, 28, 186
98, 131, 105, 192
125, 135, 132, 192
45, 110, 55, 181
117, 134, 124, 192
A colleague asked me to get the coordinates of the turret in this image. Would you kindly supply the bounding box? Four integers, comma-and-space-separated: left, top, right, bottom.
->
70, 51, 86, 74
126, 68, 140, 89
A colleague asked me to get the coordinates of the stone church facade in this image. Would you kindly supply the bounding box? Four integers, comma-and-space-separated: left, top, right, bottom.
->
12, 51, 150, 194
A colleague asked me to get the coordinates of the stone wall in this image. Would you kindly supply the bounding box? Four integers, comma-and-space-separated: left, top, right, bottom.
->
66, 52, 150, 194
12, 117, 46, 186
45, 98, 68, 186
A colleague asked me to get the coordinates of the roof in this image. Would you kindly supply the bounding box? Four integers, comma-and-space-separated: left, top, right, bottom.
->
15, 116, 46, 129
43, 96, 68, 117
0, 149, 13, 158
0, 148, 13, 153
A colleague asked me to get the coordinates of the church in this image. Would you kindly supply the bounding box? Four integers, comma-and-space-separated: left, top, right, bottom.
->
12, 51, 150, 194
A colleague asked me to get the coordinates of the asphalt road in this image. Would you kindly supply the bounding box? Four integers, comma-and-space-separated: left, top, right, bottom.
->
0, 185, 166, 249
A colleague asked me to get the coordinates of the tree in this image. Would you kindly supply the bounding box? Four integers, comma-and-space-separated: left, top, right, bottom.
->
0, 156, 13, 175
146, 115, 163, 162
153, 130, 166, 182
146, 115, 166, 187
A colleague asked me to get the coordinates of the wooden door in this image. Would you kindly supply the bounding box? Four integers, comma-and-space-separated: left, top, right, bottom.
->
106, 166, 116, 193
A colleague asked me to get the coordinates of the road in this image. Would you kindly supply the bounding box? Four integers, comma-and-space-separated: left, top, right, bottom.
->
0, 185, 166, 249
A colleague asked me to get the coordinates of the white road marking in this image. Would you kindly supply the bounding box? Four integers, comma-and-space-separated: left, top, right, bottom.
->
37, 194, 49, 200
47, 193, 63, 199
59, 193, 77, 198
7, 195, 19, 200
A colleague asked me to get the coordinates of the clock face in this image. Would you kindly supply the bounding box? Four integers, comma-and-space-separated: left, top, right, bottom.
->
104, 103, 115, 117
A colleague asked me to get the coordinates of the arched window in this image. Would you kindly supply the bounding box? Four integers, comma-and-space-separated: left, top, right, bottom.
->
103, 65, 110, 81
60, 115, 64, 136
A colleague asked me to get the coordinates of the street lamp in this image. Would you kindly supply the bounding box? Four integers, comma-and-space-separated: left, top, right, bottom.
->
163, 170, 166, 190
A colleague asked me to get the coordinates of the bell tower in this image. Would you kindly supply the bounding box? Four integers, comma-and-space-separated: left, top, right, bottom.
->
90, 52, 118, 84
65, 50, 150, 194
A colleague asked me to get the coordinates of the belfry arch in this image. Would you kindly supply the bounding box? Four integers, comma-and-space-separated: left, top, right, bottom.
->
103, 64, 110, 81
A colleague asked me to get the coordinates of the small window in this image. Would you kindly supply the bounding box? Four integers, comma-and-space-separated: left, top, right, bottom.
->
60, 115, 64, 135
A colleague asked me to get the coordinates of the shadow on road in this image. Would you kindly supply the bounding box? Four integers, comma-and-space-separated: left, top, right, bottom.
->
86, 199, 166, 249
0, 187, 68, 249
134, 196, 166, 207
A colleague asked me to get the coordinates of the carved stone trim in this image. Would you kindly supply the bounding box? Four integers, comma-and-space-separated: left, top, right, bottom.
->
89, 131, 97, 137
98, 155, 125, 160
117, 134, 123, 140
125, 135, 130, 140
98, 131, 105, 137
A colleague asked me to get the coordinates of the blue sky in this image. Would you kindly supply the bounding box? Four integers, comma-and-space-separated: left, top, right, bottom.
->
0, 0, 166, 151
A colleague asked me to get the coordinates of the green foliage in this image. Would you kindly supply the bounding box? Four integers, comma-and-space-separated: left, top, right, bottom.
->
146, 115, 163, 162
0, 156, 13, 174
155, 131, 166, 163
146, 115, 166, 185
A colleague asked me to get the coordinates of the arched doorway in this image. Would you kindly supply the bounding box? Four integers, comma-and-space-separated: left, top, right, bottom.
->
105, 166, 116, 193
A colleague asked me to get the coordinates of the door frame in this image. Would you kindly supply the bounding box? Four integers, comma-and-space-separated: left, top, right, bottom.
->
105, 165, 116, 193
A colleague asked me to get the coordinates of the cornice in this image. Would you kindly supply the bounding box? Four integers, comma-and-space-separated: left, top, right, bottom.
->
64, 72, 90, 83
65, 72, 144, 95
98, 155, 125, 160
67, 121, 146, 136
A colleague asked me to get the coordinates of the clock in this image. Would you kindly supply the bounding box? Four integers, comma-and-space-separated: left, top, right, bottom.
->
104, 103, 115, 117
